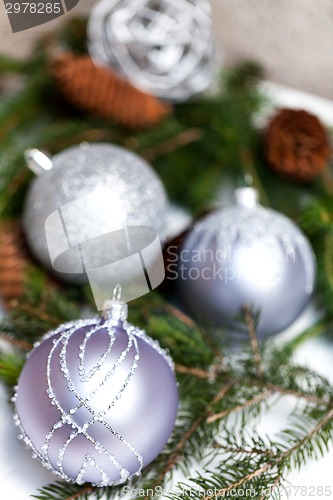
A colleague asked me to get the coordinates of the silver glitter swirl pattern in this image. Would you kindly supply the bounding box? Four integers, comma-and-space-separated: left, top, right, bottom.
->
13, 317, 177, 486
88, 0, 216, 101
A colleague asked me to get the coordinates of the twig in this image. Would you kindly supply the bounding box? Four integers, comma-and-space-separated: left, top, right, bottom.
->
207, 390, 271, 424
211, 443, 278, 458
212, 382, 235, 404
320, 167, 333, 196
259, 472, 283, 500
280, 321, 326, 357
279, 406, 333, 461
0, 169, 30, 216
163, 303, 197, 329
263, 383, 329, 406
0, 332, 32, 350
203, 461, 272, 500
324, 233, 333, 294
175, 364, 211, 380
204, 406, 333, 499
244, 306, 263, 378
140, 128, 203, 162
144, 383, 235, 499
145, 416, 204, 499
11, 301, 61, 326
47, 128, 113, 152
67, 486, 96, 500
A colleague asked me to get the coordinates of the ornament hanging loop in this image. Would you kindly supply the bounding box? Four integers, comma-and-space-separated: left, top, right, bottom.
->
102, 284, 128, 322
112, 284, 122, 302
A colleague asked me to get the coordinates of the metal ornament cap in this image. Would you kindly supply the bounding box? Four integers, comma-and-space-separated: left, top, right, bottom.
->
14, 306, 178, 486
178, 188, 316, 338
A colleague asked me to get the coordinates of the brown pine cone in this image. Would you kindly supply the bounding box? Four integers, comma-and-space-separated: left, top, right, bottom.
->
0, 222, 29, 309
52, 53, 172, 129
264, 108, 331, 182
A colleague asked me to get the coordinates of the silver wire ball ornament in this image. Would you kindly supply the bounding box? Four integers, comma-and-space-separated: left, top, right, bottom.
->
22, 143, 169, 283
87, 0, 216, 102
14, 299, 179, 486
177, 188, 316, 338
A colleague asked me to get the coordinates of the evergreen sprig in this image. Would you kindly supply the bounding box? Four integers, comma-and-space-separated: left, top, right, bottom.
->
0, 16, 333, 500
3, 287, 333, 499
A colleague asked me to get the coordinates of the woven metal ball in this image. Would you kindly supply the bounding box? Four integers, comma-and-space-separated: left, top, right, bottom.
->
88, 0, 216, 102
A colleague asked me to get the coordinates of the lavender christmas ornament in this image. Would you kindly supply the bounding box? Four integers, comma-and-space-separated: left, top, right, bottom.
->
14, 296, 178, 486
177, 188, 316, 338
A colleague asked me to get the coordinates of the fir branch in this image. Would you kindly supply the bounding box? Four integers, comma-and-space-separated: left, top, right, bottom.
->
140, 128, 204, 162
175, 364, 210, 380
2, 55, 333, 500
143, 383, 235, 500
206, 390, 270, 424
201, 462, 274, 500
211, 442, 278, 458
261, 383, 329, 406
279, 320, 326, 357
162, 304, 196, 329
0, 331, 32, 350
324, 232, 333, 294
243, 307, 263, 378
259, 472, 283, 500
32, 482, 95, 500
0, 352, 24, 387
320, 168, 333, 196
0, 54, 30, 73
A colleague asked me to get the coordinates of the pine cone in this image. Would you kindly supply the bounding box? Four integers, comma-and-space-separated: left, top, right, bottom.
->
52, 53, 172, 129
264, 108, 331, 182
0, 222, 29, 309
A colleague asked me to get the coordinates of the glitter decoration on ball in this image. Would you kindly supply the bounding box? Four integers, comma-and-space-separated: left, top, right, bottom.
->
22, 143, 169, 284
14, 290, 179, 486
87, 0, 216, 102
177, 188, 316, 338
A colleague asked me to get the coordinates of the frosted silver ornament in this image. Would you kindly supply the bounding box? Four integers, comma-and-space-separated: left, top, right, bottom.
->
22, 143, 169, 284
14, 299, 178, 486
177, 188, 316, 338
87, 0, 216, 102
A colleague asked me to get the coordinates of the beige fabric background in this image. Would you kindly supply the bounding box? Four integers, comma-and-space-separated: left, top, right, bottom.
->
0, 0, 332, 98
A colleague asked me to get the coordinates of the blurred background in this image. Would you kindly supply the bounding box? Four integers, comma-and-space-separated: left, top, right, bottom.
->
1, 0, 333, 98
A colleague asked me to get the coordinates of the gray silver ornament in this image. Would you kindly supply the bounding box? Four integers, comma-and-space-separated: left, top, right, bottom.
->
87, 0, 216, 102
177, 188, 316, 338
22, 143, 169, 284
14, 300, 178, 486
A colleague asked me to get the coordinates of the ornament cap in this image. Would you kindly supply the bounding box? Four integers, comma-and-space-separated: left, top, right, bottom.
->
25, 148, 53, 176
235, 187, 259, 209
102, 301, 128, 322
102, 285, 128, 322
